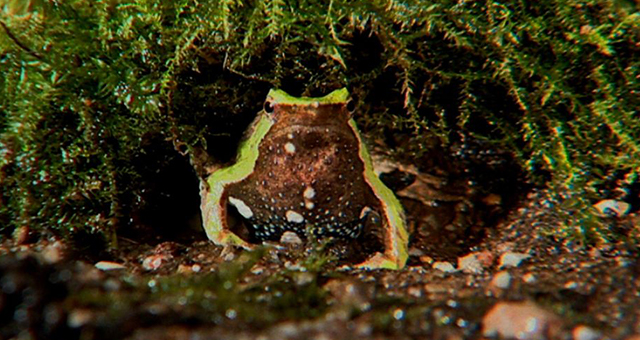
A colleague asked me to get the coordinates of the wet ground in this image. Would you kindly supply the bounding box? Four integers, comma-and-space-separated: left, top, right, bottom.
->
2, 188, 640, 340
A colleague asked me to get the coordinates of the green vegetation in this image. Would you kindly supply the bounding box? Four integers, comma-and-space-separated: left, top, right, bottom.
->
66, 249, 329, 334
1, 0, 638, 243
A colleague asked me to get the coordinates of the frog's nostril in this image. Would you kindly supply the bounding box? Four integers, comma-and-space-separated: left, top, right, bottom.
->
264, 100, 275, 113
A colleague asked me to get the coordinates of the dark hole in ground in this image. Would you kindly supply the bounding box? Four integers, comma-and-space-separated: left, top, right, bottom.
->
123, 132, 205, 245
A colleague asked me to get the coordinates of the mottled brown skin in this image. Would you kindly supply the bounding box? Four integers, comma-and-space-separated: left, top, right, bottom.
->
225, 102, 383, 243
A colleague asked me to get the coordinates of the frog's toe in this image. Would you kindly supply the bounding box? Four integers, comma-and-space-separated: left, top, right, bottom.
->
355, 252, 403, 270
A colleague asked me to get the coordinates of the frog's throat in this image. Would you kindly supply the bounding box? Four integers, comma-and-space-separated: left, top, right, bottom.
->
202, 113, 274, 247
349, 118, 409, 269
267, 88, 349, 105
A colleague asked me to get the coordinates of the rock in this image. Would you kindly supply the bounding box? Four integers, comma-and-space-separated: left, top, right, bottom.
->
408, 286, 422, 298
475, 251, 495, 267
294, 272, 315, 286
572, 325, 602, 340
67, 309, 94, 328
497, 242, 515, 253
523, 273, 537, 283
41, 240, 66, 264
482, 301, 563, 339
177, 264, 192, 274
95, 261, 126, 271
458, 254, 482, 274
280, 231, 303, 244
420, 255, 434, 265
594, 199, 630, 217
433, 261, 457, 273
142, 254, 171, 271
408, 247, 424, 256
490, 271, 512, 289
499, 252, 531, 268
458, 251, 493, 274
13, 226, 33, 245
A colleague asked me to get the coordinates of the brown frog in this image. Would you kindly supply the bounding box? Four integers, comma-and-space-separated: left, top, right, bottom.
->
200, 88, 408, 269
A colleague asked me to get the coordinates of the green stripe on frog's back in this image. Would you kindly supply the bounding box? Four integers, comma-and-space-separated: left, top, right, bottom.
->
348, 118, 409, 269
267, 88, 349, 105
203, 112, 274, 245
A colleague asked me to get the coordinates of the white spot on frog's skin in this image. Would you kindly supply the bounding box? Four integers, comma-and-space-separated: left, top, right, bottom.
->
284, 142, 296, 154
286, 210, 304, 223
229, 197, 253, 219
287, 133, 294, 139
303, 187, 316, 199
305, 201, 315, 210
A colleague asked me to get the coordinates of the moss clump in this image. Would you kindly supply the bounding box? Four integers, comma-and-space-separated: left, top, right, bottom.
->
1, 0, 639, 243
65, 249, 328, 335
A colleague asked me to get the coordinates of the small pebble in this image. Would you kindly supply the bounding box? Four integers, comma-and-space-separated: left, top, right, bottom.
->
41, 240, 65, 264
482, 301, 562, 339
408, 286, 422, 298
499, 252, 530, 268
95, 261, 126, 271
13, 226, 32, 245
177, 264, 192, 274
280, 231, 302, 244
573, 325, 602, 340
420, 255, 434, 265
67, 309, 94, 328
408, 247, 424, 256
433, 261, 457, 273
294, 272, 315, 286
593, 199, 630, 217
142, 254, 170, 271
523, 273, 537, 283
564, 281, 578, 289
490, 271, 511, 289
251, 265, 265, 275
458, 252, 487, 274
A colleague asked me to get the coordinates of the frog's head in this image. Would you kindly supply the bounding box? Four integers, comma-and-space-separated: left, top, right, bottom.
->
263, 88, 355, 127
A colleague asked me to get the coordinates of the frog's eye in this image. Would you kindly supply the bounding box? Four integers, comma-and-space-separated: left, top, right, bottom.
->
264, 100, 275, 114
346, 99, 356, 114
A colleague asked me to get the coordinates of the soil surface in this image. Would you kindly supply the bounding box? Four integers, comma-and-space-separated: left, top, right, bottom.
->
1, 188, 639, 340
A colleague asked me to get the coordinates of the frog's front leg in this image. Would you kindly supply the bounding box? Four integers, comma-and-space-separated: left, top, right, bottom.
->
200, 178, 254, 249
354, 172, 409, 270
354, 204, 409, 270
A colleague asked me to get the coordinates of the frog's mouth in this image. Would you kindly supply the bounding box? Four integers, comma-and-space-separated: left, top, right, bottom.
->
271, 124, 353, 139
272, 105, 350, 128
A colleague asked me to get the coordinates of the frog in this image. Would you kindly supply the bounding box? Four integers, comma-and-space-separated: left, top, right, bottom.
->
200, 88, 408, 269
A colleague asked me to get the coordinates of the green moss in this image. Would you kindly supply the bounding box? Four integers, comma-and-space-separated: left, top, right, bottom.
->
1, 0, 639, 243
66, 249, 329, 329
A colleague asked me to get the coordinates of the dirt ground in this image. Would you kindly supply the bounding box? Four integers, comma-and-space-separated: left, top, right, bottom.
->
1, 187, 640, 339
